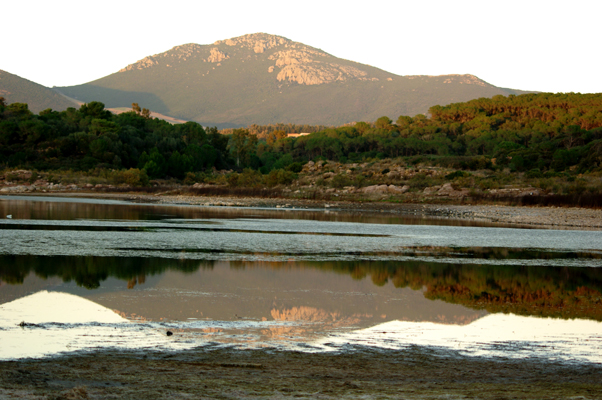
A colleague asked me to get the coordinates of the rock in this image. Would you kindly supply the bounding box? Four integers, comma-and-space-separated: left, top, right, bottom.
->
361, 184, 389, 194
423, 186, 441, 195
0, 185, 28, 193
437, 183, 469, 197
388, 185, 409, 194
207, 48, 229, 63
386, 171, 400, 179
303, 161, 316, 172
437, 183, 456, 195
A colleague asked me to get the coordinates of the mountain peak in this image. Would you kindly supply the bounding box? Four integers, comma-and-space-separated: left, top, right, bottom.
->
117, 32, 379, 86
58, 33, 529, 127
213, 32, 291, 53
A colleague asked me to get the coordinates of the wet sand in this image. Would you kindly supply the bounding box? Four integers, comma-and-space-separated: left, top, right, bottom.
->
1, 347, 601, 399
21, 192, 601, 230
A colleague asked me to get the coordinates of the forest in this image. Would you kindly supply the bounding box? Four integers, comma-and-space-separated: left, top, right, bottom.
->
1, 93, 601, 186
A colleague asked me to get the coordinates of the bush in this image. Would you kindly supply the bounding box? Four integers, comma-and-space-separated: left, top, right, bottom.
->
183, 172, 197, 185
286, 162, 304, 173
408, 173, 437, 190
526, 168, 543, 179
266, 169, 296, 186
110, 168, 149, 186
445, 170, 470, 179
330, 174, 352, 189
238, 169, 263, 187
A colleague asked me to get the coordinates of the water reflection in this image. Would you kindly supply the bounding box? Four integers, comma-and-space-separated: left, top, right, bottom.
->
319, 314, 602, 364
0, 195, 518, 228
0, 291, 185, 359
1, 195, 601, 362
2, 256, 602, 321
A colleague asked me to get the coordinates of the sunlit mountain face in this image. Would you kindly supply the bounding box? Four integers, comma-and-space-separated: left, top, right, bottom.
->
55, 33, 529, 127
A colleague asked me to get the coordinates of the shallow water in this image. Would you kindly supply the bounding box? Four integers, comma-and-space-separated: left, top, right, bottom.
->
0, 196, 601, 362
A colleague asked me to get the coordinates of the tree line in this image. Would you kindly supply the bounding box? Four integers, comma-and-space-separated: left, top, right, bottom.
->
1, 92, 601, 181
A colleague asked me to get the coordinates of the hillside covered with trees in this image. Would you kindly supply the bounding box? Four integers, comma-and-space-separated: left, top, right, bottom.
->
1, 92, 601, 196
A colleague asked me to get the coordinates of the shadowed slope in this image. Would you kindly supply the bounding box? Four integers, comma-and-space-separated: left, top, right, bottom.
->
0, 69, 78, 113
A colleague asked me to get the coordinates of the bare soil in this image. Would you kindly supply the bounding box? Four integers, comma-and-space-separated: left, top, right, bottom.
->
1, 347, 601, 399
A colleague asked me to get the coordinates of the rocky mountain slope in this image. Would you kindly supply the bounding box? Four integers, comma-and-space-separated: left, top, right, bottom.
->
0, 69, 77, 113
57, 33, 528, 127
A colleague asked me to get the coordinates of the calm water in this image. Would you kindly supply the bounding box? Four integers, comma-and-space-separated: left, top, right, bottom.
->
0, 195, 601, 363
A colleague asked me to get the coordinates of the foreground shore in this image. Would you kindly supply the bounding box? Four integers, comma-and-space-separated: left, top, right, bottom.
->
1, 347, 601, 399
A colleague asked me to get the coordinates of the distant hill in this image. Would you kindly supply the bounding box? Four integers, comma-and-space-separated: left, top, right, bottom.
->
56, 33, 530, 127
0, 69, 77, 113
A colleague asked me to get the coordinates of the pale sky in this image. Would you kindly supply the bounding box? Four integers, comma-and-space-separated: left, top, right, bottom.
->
2, 0, 600, 93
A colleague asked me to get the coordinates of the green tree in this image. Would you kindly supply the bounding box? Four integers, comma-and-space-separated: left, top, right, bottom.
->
139, 148, 167, 178
168, 151, 191, 179
228, 129, 257, 168
176, 121, 206, 145
79, 102, 111, 120
375, 116, 393, 131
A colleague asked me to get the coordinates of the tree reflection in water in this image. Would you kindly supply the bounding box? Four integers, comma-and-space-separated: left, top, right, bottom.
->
1, 255, 601, 321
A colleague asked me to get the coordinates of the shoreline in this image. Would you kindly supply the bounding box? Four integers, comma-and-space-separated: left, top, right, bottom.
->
1, 347, 601, 399
4, 191, 602, 230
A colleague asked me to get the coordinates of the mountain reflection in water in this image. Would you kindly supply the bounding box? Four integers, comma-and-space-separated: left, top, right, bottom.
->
2, 256, 602, 321
1, 196, 601, 361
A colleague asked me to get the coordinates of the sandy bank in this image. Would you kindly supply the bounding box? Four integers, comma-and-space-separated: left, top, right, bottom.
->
1, 347, 601, 399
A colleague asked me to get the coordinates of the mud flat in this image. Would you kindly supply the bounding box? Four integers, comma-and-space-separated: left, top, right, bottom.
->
150, 195, 602, 230
421, 204, 602, 230
7, 192, 602, 230
1, 347, 601, 399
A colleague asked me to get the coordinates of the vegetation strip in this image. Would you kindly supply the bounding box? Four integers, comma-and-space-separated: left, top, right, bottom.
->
1, 92, 601, 209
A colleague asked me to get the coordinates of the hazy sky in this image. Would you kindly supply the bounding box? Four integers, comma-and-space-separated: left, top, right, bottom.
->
3, 0, 600, 93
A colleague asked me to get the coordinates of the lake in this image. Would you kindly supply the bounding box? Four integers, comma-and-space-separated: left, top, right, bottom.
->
1, 195, 601, 363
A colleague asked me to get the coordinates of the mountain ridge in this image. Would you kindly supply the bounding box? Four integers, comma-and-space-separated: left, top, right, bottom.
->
22, 33, 530, 126
0, 69, 78, 113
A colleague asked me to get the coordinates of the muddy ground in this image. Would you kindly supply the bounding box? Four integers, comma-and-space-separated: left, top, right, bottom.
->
1, 347, 601, 399
17, 192, 602, 230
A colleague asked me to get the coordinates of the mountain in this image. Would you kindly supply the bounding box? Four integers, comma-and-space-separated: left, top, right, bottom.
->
0, 69, 78, 113
56, 33, 529, 127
